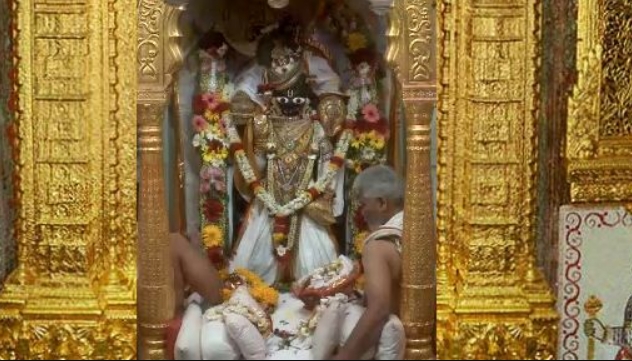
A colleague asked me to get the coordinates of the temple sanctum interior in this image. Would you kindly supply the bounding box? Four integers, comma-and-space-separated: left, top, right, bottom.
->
1, 0, 632, 359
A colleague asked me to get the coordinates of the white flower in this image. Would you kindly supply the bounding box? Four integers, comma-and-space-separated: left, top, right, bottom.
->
276, 245, 288, 257
211, 158, 225, 168
361, 147, 376, 161
192, 133, 205, 148
347, 92, 359, 116
205, 131, 220, 142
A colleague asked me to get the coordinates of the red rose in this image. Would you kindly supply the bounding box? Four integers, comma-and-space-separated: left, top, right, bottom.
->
355, 118, 389, 137
230, 142, 244, 155
274, 224, 289, 234
206, 139, 224, 152
276, 252, 292, 264
203, 198, 224, 223
207, 246, 226, 269
214, 102, 230, 114
193, 95, 207, 115
273, 217, 290, 234
354, 120, 370, 134
371, 119, 389, 136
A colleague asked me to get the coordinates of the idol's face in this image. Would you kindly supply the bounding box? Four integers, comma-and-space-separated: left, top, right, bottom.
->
271, 47, 299, 76
273, 87, 308, 117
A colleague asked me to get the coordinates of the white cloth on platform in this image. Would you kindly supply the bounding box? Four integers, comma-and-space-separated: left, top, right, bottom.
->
178, 291, 405, 360
174, 298, 204, 360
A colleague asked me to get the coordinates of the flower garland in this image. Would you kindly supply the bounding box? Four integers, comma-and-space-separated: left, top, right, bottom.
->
226, 115, 353, 258
219, 268, 279, 309
339, 12, 389, 258
347, 106, 388, 173
205, 299, 273, 337
192, 91, 232, 264
346, 102, 388, 260
352, 207, 369, 289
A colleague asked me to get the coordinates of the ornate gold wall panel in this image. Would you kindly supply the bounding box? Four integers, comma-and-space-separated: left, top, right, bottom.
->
0, 0, 138, 359
567, 0, 632, 202
436, 0, 558, 358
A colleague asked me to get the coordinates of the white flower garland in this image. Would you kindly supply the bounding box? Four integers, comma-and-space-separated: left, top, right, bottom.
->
225, 115, 352, 217
205, 300, 272, 336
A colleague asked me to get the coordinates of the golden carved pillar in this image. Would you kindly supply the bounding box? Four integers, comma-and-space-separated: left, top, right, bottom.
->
0, 0, 138, 359
436, 0, 558, 358
387, 1, 437, 359
137, 101, 174, 360
137, 1, 183, 359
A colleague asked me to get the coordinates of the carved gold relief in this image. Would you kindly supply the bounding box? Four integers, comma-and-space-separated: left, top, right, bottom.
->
406, 0, 434, 82
600, 0, 632, 137
0, 0, 137, 358
566, 0, 632, 202
436, 0, 558, 358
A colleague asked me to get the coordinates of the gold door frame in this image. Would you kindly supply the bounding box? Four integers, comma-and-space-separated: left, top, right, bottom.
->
136, 0, 437, 359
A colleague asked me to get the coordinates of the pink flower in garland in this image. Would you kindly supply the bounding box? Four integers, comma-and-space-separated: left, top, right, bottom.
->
214, 179, 227, 193
208, 166, 225, 180
201, 165, 225, 181
200, 166, 212, 181
202, 93, 221, 111
200, 181, 211, 194
193, 115, 208, 132
361, 104, 380, 123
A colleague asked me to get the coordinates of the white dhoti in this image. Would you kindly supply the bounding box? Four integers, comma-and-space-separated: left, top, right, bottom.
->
230, 201, 338, 285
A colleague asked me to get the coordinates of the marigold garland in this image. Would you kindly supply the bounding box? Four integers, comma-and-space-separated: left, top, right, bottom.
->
220, 268, 280, 309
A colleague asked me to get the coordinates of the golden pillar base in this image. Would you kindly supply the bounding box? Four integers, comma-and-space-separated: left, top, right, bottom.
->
0, 282, 136, 360
437, 278, 557, 359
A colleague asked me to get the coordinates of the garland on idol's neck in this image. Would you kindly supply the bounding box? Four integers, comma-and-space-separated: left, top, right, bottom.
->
225, 114, 352, 258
